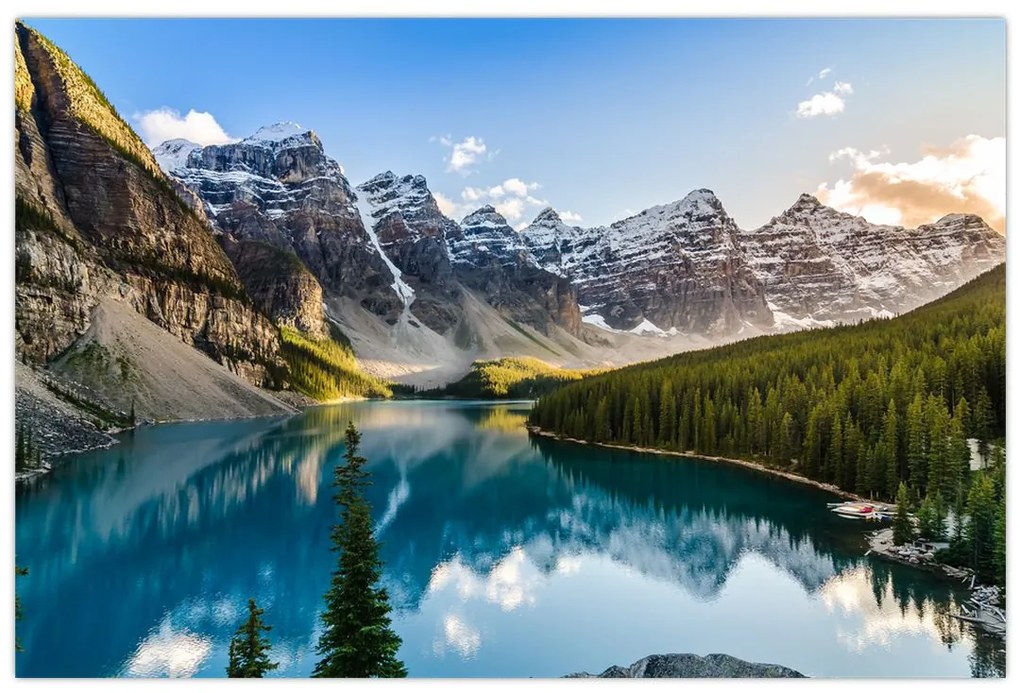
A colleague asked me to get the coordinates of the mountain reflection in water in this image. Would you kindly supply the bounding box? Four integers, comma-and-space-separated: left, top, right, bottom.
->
15, 401, 1003, 678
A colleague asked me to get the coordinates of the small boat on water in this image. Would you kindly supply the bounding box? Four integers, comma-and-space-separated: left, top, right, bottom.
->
829, 501, 896, 521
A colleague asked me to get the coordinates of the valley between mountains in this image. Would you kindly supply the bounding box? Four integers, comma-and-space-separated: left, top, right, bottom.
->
13, 21, 1005, 470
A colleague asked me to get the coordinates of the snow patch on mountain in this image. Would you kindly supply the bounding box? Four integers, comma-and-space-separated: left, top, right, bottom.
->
352, 189, 416, 307
243, 121, 307, 144
152, 138, 200, 173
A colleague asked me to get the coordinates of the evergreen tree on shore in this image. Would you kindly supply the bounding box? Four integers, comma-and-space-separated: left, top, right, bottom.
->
226, 598, 278, 678
16, 564, 28, 652
893, 483, 915, 546
530, 266, 1005, 505
313, 422, 406, 678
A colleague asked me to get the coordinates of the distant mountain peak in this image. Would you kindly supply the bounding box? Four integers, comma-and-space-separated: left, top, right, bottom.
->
462, 205, 509, 228
243, 121, 312, 144
152, 138, 201, 173
533, 207, 563, 225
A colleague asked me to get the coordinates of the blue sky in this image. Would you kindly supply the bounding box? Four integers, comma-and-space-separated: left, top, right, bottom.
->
26, 18, 1006, 230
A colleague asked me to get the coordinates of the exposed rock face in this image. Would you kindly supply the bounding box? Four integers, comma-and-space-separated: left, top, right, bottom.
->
455, 206, 582, 335
354, 172, 462, 332
738, 193, 1007, 323
567, 653, 805, 678
521, 190, 773, 334
14, 22, 283, 385
156, 124, 403, 322
222, 239, 327, 339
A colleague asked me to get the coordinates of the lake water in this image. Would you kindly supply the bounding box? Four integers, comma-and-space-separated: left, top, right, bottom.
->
15, 401, 1004, 678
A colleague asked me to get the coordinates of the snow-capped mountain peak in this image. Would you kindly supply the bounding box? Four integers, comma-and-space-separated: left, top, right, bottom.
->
243, 121, 309, 144
532, 207, 563, 225
152, 138, 200, 173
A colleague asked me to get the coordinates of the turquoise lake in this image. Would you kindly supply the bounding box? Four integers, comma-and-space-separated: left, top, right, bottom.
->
14, 400, 1003, 678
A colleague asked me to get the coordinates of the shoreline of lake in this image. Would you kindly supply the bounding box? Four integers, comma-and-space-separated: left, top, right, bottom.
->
525, 424, 868, 502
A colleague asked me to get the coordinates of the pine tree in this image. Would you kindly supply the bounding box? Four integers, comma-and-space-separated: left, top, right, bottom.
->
880, 400, 899, 499
657, 380, 675, 448
15, 423, 26, 471
993, 494, 1006, 588
776, 412, 794, 464
827, 414, 843, 486
893, 482, 915, 546
314, 422, 406, 678
594, 397, 611, 442
16, 564, 28, 653
916, 494, 945, 541
906, 394, 927, 494
965, 473, 998, 581
226, 598, 278, 677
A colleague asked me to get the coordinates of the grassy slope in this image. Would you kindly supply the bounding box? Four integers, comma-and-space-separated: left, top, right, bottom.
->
424, 356, 610, 399
280, 325, 393, 400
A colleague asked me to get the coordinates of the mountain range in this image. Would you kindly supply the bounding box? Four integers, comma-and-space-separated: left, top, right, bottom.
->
14, 21, 1006, 429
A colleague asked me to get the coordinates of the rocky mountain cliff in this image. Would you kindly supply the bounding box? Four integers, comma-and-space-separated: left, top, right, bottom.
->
160, 137, 587, 346
15, 21, 1006, 409
521, 190, 1005, 333
14, 22, 284, 392
454, 206, 581, 335
521, 190, 772, 334
737, 193, 1007, 325
155, 123, 404, 326
159, 118, 1005, 378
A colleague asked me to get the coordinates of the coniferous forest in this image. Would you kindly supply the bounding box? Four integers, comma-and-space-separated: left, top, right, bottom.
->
530, 264, 1005, 508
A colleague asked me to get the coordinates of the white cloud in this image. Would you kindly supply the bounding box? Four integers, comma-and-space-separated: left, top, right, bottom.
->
435, 134, 494, 174
133, 107, 235, 147
816, 134, 1005, 233
442, 177, 550, 222
502, 177, 538, 197
833, 81, 853, 95
434, 191, 457, 218
796, 91, 847, 119
494, 198, 526, 221
560, 210, 583, 224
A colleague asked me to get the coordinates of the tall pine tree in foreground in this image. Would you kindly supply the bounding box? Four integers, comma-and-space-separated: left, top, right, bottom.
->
226, 598, 278, 678
314, 422, 406, 678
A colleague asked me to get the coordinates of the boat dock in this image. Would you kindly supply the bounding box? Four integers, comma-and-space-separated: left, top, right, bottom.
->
827, 501, 895, 521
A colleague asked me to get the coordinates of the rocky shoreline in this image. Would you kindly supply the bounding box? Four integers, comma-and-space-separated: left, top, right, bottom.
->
15, 362, 120, 483
866, 528, 1006, 638
526, 424, 866, 501
566, 653, 804, 678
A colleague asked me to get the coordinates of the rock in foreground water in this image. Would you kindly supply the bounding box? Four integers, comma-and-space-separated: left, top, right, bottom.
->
567, 653, 805, 678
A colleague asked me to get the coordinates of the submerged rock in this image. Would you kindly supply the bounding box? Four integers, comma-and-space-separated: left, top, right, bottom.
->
566, 653, 806, 678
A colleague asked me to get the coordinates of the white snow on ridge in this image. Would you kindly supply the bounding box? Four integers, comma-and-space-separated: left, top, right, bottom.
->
244, 121, 306, 144
581, 313, 677, 338
152, 138, 200, 173
351, 190, 416, 307
767, 302, 835, 331
629, 318, 674, 336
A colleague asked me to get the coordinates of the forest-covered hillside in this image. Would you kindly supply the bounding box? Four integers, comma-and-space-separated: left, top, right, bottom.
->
420, 357, 608, 399
531, 265, 1005, 502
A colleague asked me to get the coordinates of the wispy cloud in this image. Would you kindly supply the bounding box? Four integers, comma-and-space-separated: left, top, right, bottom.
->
133, 107, 235, 147
816, 135, 1005, 232
559, 210, 583, 224
434, 134, 496, 175
805, 66, 833, 86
